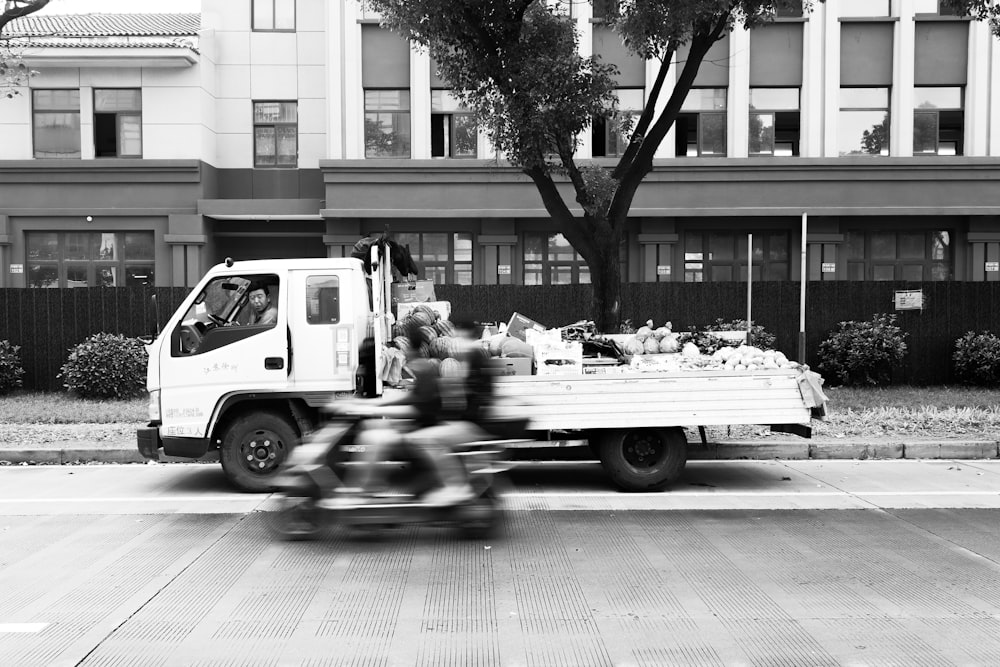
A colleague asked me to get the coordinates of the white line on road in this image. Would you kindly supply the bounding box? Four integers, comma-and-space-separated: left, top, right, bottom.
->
0, 491, 998, 504
506, 491, 1000, 498
0, 623, 49, 633
0, 496, 261, 503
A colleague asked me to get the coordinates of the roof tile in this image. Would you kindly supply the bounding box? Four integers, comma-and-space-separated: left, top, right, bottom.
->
5, 13, 199, 38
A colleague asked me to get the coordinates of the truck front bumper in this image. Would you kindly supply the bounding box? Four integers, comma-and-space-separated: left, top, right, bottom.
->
137, 425, 162, 460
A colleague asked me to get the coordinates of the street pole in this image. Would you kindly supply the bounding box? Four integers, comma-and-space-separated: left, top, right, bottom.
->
747, 232, 753, 347
799, 212, 808, 363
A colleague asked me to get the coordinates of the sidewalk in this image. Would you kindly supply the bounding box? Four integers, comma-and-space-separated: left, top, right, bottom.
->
1, 436, 997, 465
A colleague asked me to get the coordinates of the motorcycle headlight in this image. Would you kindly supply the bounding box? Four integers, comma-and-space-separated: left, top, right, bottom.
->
148, 389, 161, 422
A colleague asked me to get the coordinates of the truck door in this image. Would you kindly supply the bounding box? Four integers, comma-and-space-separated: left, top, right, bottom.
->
287, 269, 360, 395
159, 273, 289, 440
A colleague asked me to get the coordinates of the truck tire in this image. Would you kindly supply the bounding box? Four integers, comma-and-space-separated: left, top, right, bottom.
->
597, 427, 687, 492
220, 411, 298, 492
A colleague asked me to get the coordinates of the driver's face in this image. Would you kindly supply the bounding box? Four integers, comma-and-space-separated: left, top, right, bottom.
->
248, 289, 269, 313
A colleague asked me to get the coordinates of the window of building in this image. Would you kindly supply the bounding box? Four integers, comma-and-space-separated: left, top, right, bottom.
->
749, 88, 800, 156
914, 0, 961, 15
32, 89, 80, 158
253, 101, 297, 168
252, 0, 294, 31
431, 90, 477, 158
840, 0, 890, 17
914, 86, 963, 156
593, 88, 644, 158
365, 90, 411, 158
774, 1, 803, 17
27, 231, 155, 288
846, 230, 952, 281
94, 89, 141, 158
839, 87, 890, 156
683, 231, 790, 282
524, 233, 590, 285
675, 88, 727, 157
394, 232, 473, 285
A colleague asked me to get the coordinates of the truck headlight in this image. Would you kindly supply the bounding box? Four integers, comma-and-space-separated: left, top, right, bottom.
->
148, 389, 161, 422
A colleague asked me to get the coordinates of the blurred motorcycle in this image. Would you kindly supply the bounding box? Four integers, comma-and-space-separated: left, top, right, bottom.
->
268, 399, 526, 540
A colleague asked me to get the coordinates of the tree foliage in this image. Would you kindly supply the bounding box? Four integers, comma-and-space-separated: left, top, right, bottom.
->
366, 0, 1000, 332
1, 0, 50, 98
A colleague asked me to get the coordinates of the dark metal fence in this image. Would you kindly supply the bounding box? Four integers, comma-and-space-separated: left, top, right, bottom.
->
2, 282, 998, 391
0, 287, 190, 392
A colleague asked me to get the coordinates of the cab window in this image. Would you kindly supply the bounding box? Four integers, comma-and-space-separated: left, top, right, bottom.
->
173, 274, 279, 356
306, 275, 340, 324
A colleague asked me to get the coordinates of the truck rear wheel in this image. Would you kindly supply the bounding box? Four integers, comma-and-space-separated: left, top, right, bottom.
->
220, 411, 297, 492
597, 427, 687, 492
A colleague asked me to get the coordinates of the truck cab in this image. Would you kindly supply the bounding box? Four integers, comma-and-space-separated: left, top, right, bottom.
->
138, 256, 381, 491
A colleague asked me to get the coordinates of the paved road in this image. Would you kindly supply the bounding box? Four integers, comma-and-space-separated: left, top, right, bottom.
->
0, 461, 999, 666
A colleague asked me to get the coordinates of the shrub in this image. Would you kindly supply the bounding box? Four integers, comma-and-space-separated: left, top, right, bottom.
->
704, 318, 777, 350
59, 333, 148, 399
818, 313, 908, 386
953, 331, 1000, 386
0, 340, 25, 394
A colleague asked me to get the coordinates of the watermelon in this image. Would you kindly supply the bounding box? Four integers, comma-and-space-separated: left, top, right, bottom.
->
439, 357, 466, 378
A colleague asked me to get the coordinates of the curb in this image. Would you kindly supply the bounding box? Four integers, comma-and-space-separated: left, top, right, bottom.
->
1, 441, 998, 466
694, 440, 1000, 461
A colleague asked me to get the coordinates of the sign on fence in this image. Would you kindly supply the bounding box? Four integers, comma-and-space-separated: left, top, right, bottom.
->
894, 289, 924, 311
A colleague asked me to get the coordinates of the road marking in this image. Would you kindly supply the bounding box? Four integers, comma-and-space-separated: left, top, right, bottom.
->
0, 623, 48, 633
504, 491, 1000, 498
0, 496, 262, 503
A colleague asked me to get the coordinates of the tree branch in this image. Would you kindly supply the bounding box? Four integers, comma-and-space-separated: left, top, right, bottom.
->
607, 12, 731, 224
612, 46, 674, 180
0, 0, 49, 34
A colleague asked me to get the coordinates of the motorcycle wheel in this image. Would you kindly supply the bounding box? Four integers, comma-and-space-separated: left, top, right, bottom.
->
269, 495, 322, 541
457, 493, 502, 540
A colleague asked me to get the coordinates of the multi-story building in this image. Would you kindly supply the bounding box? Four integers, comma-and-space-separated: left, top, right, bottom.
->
1, 0, 999, 289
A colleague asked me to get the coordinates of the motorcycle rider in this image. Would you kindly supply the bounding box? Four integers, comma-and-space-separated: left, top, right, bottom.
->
336, 317, 497, 507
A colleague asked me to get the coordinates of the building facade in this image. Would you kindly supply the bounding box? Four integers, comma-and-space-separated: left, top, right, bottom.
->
1, 0, 999, 289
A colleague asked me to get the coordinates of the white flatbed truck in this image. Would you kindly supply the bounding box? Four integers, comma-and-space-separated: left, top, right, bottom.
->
137, 247, 826, 492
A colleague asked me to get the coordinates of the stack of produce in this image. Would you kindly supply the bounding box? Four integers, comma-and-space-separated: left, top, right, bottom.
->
620, 320, 681, 356
389, 304, 474, 378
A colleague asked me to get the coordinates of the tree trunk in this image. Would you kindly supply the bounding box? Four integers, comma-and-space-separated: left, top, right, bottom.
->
588, 245, 622, 334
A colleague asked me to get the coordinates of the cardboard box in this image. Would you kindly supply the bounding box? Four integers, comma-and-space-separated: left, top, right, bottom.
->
494, 357, 533, 376
391, 279, 436, 304
396, 300, 451, 322
506, 312, 547, 342
533, 339, 583, 375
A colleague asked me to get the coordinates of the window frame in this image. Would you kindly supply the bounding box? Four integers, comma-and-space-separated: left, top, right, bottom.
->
389, 232, 474, 285
93, 88, 142, 158
913, 86, 964, 156
430, 90, 477, 159
251, 0, 295, 32
683, 230, 791, 283
522, 232, 592, 286
593, 88, 644, 158
845, 229, 953, 281
252, 100, 298, 168
676, 88, 728, 157
31, 89, 81, 159
364, 89, 412, 159
838, 87, 891, 157
749, 87, 801, 157
26, 231, 155, 288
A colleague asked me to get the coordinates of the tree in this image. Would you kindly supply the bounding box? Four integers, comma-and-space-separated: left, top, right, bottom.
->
1, 0, 50, 98
366, 0, 1000, 332
366, 0, 815, 332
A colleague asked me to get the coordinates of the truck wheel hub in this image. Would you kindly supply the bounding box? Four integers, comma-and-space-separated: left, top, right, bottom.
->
242, 433, 285, 473
623, 434, 664, 469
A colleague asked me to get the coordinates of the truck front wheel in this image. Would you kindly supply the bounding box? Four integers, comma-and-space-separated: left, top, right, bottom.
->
597, 427, 687, 492
220, 411, 298, 492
